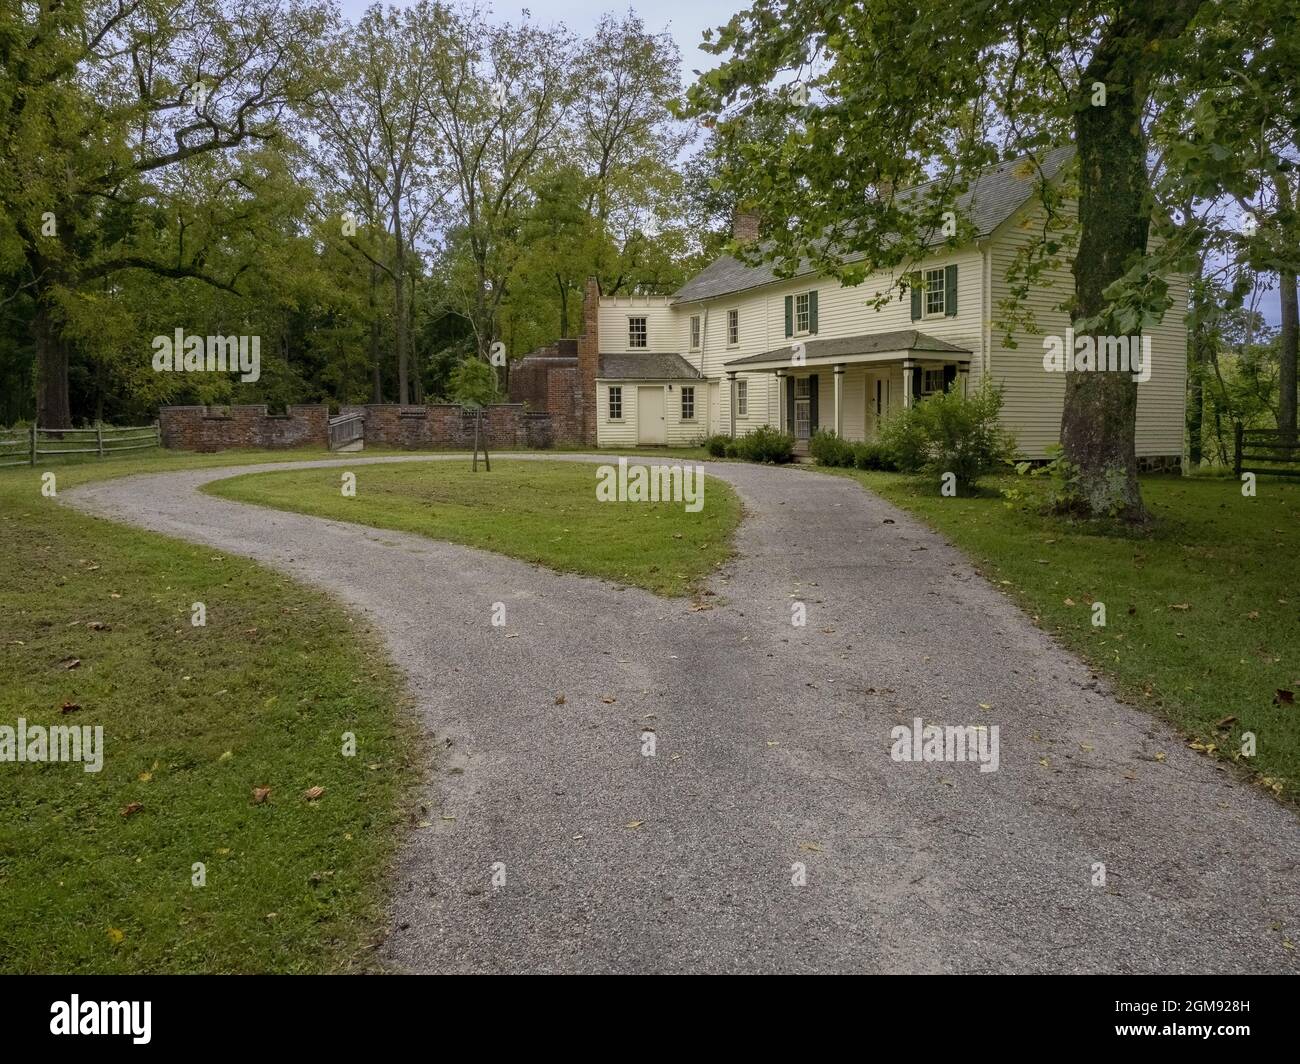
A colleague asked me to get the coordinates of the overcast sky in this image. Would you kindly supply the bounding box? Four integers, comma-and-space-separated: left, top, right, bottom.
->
334, 1, 732, 85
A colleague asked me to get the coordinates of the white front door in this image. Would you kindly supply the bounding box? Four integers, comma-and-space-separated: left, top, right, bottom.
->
637, 386, 666, 445
707, 382, 720, 435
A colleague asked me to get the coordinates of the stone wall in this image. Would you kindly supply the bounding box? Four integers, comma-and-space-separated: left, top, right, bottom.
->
158, 404, 328, 452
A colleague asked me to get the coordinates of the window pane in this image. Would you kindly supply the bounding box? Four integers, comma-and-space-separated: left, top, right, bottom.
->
736, 379, 747, 416
629, 317, 647, 348
796, 293, 809, 333
728, 310, 738, 345
609, 386, 622, 419
682, 386, 694, 419
924, 269, 945, 315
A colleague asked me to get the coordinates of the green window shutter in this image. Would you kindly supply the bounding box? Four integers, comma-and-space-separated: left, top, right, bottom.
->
944, 264, 958, 316
785, 376, 795, 430
784, 295, 794, 337
912, 366, 923, 400
808, 290, 819, 334
910, 277, 922, 321
809, 374, 819, 431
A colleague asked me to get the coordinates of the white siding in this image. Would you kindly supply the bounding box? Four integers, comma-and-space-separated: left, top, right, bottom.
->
598, 297, 676, 354
988, 199, 1188, 458
596, 381, 707, 448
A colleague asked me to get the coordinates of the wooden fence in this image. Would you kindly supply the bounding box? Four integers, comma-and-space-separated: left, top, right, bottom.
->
0, 422, 161, 467
1234, 424, 1300, 479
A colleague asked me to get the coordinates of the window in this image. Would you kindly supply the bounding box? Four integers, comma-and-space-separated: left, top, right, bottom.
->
628, 316, 647, 348
795, 377, 811, 398
922, 368, 946, 394
681, 386, 695, 421
736, 379, 748, 417
795, 292, 811, 333
924, 268, 946, 316
608, 386, 623, 420
690, 316, 701, 351
727, 309, 739, 346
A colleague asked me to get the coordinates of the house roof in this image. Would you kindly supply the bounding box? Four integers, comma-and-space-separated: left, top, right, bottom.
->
673, 146, 1075, 305
724, 329, 971, 368
598, 352, 702, 380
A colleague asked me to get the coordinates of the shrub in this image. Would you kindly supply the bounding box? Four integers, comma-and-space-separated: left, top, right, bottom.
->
852, 441, 895, 471
447, 357, 499, 407
809, 429, 856, 467
702, 433, 729, 458
737, 425, 795, 464
878, 379, 1016, 493
724, 440, 741, 458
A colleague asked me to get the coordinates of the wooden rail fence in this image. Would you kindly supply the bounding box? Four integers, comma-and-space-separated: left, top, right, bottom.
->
1234, 424, 1300, 479
0, 422, 161, 467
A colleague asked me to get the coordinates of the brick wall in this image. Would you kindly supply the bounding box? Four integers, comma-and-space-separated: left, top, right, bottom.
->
576, 277, 600, 445
160, 402, 566, 452
159, 405, 328, 452
340, 404, 561, 450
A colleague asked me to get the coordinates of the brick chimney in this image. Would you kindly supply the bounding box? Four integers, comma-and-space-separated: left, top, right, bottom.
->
577, 276, 601, 444
731, 208, 761, 245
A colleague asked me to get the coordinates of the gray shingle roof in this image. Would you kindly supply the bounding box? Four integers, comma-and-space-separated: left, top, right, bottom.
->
724, 329, 971, 368
598, 352, 702, 380
673, 147, 1075, 304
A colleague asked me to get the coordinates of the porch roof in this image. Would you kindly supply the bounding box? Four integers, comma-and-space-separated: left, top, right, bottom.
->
723, 329, 972, 372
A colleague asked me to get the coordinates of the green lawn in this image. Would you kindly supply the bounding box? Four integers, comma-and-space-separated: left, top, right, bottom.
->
826, 466, 1300, 802
0, 447, 416, 973
207, 458, 741, 597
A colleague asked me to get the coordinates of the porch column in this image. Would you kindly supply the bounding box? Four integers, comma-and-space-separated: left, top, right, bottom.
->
901, 359, 917, 410
726, 371, 737, 437
774, 370, 785, 434
833, 364, 845, 436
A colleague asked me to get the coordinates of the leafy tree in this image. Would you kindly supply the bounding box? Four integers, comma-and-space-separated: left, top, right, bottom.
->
682, 0, 1299, 522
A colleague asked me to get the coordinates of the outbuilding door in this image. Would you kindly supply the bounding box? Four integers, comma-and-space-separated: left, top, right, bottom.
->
637, 386, 666, 445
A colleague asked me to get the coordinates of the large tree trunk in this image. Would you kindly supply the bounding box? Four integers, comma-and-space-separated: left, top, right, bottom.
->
1280, 267, 1298, 440
1187, 323, 1207, 466
1063, 83, 1150, 520
369, 264, 383, 403
392, 191, 409, 405
34, 299, 71, 429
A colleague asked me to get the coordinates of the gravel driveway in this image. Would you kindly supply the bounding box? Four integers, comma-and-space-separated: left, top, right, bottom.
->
65, 454, 1300, 973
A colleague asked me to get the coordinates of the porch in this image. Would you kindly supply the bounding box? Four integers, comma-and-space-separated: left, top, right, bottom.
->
722, 329, 973, 451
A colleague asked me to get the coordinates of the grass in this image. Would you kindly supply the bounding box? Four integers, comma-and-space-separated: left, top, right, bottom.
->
825, 465, 1300, 802
207, 458, 741, 597
0, 446, 417, 973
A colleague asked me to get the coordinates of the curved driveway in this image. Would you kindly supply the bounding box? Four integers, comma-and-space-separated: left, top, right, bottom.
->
65, 454, 1300, 973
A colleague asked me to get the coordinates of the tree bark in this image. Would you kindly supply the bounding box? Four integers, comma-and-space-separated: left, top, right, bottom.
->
34, 299, 72, 429
1187, 323, 1207, 466
1063, 76, 1149, 520
369, 263, 383, 403
1279, 266, 1297, 440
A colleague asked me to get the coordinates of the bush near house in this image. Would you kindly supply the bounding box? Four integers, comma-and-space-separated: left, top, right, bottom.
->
810, 430, 897, 471
879, 380, 1017, 494
700, 434, 729, 458
736, 426, 796, 464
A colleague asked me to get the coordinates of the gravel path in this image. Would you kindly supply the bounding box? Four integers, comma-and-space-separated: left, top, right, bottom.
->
65, 454, 1300, 973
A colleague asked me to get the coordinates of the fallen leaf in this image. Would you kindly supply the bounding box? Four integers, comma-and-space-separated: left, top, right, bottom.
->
1168, 602, 1190, 611
252, 787, 272, 804
1274, 689, 1295, 706
799, 842, 824, 853
60, 657, 81, 669
601, 696, 617, 704
120, 802, 143, 818
302, 786, 325, 801
1215, 715, 1237, 731
107, 928, 124, 945
60, 701, 81, 714
624, 820, 643, 830
554, 694, 566, 705
137, 771, 153, 782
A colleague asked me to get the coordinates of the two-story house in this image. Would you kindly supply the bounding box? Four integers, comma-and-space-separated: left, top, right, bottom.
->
580, 148, 1186, 465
